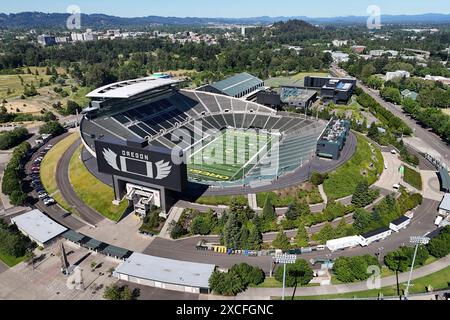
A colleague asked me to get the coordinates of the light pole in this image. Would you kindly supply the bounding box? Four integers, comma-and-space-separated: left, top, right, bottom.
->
275, 253, 296, 300
405, 236, 430, 299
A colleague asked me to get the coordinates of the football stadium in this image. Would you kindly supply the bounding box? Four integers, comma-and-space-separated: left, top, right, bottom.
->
80, 75, 330, 213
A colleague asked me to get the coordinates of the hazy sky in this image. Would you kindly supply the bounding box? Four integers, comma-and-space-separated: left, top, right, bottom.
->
2, 0, 450, 18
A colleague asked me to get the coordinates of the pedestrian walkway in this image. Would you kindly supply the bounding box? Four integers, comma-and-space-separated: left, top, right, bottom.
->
248, 194, 258, 210
318, 185, 328, 205
238, 255, 450, 299
159, 206, 184, 239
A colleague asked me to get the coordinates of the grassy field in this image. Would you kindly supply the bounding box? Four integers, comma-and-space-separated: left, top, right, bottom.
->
403, 166, 423, 190
195, 194, 248, 206
69, 145, 128, 222
264, 72, 329, 88
40, 133, 80, 214
0, 68, 52, 99
0, 250, 26, 267
289, 265, 450, 300
188, 129, 275, 182
323, 133, 384, 200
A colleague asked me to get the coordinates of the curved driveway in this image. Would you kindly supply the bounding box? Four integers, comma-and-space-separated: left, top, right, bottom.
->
56, 139, 104, 226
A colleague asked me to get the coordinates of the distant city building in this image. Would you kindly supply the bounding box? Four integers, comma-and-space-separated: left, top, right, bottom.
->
351, 45, 366, 54
331, 51, 350, 63
401, 89, 418, 101
332, 39, 348, 47
385, 70, 410, 81
424, 75, 450, 86
37, 34, 56, 46
282, 45, 303, 55
197, 72, 264, 98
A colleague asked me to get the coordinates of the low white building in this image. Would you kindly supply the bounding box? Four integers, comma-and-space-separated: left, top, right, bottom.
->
114, 252, 216, 294
359, 227, 392, 246
11, 209, 67, 247
385, 70, 410, 81
331, 51, 350, 63
438, 194, 450, 216
326, 236, 362, 252
389, 216, 411, 232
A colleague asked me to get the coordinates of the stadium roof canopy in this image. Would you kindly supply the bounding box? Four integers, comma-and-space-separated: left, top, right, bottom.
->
209, 72, 263, 97
11, 209, 67, 245
115, 252, 216, 289
86, 77, 181, 99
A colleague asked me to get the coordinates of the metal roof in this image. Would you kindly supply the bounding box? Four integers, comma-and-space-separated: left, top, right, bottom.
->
361, 227, 391, 239
390, 215, 410, 226
115, 252, 216, 289
83, 238, 103, 250
11, 209, 67, 244
86, 77, 181, 99
101, 245, 132, 259
439, 193, 450, 211
210, 72, 263, 97
439, 168, 450, 192
62, 230, 87, 243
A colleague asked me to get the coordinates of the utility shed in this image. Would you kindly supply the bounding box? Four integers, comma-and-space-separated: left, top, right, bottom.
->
389, 216, 411, 232
10, 209, 67, 247
114, 252, 216, 294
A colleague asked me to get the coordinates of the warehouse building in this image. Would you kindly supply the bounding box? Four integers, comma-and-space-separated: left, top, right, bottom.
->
438, 193, 450, 216
11, 209, 67, 247
280, 86, 318, 109
316, 119, 350, 160
197, 72, 264, 98
114, 252, 216, 294
304, 76, 356, 104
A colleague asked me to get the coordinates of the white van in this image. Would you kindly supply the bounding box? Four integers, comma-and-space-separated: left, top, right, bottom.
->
393, 184, 400, 190
435, 216, 443, 226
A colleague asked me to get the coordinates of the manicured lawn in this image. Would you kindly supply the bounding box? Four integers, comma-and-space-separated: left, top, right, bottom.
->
403, 166, 423, 190
323, 133, 384, 200
196, 194, 248, 206
69, 145, 128, 222
252, 277, 283, 288
67, 86, 91, 107
264, 72, 329, 88
288, 266, 450, 300
40, 133, 80, 214
0, 250, 26, 267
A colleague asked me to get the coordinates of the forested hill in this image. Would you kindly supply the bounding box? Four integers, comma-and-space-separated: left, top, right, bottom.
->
1, 12, 450, 29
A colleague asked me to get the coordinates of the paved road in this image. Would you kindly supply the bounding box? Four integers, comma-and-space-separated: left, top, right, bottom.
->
56, 139, 104, 226
144, 198, 439, 273
24, 133, 85, 230
239, 255, 450, 298
331, 64, 450, 167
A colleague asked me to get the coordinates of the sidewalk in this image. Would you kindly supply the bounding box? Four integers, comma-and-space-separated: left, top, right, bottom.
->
159, 206, 184, 239
238, 255, 450, 299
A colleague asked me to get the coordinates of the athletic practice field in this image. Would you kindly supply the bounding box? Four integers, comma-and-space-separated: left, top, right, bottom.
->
188, 128, 278, 182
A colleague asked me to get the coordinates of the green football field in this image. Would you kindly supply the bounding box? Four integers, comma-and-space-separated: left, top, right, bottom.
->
188, 129, 276, 182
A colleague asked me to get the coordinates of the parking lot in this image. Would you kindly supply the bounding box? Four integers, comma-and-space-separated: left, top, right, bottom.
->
0, 240, 121, 300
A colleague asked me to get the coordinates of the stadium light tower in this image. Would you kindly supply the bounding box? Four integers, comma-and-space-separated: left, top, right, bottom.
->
274, 253, 296, 300
404, 236, 430, 299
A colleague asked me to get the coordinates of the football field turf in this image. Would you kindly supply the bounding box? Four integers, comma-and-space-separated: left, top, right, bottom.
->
188, 129, 277, 182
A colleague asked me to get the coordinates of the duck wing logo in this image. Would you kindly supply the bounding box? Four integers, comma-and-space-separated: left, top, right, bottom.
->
155, 160, 172, 180
102, 148, 120, 171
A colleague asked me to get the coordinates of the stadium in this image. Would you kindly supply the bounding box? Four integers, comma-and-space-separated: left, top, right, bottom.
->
79, 76, 334, 213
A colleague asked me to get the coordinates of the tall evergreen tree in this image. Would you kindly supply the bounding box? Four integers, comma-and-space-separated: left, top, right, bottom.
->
262, 195, 276, 221
294, 222, 309, 247
221, 211, 241, 249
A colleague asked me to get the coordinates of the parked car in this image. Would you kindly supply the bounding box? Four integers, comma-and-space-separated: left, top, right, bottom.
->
43, 197, 55, 206
38, 193, 48, 199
